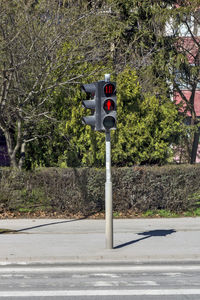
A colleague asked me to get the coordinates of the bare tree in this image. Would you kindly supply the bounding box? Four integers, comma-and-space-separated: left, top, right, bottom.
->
0, 0, 112, 169
170, 3, 200, 163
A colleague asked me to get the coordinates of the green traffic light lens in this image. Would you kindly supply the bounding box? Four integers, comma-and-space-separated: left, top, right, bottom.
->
103, 116, 116, 129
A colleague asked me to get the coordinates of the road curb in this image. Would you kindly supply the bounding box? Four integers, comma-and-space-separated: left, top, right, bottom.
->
1, 257, 200, 266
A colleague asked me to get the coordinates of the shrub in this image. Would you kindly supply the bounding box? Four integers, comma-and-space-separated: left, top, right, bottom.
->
0, 165, 199, 216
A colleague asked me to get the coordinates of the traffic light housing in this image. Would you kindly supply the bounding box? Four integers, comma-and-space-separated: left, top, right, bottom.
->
100, 81, 117, 131
81, 82, 101, 131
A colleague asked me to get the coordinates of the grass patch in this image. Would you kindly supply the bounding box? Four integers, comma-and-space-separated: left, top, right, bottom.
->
142, 208, 200, 218
185, 191, 200, 217
183, 208, 200, 217
142, 209, 180, 218
113, 212, 121, 218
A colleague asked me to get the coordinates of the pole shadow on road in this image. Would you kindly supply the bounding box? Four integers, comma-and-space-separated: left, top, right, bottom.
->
0, 217, 88, 234
114, 229, 176, 249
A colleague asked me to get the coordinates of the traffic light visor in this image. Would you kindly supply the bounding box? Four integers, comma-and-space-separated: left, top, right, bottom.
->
81, 83, 96, 97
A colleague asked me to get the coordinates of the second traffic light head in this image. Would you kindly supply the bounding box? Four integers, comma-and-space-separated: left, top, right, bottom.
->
81, 82, 101, 131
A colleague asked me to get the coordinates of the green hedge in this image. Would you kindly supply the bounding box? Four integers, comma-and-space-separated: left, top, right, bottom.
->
0, 165, 200, 216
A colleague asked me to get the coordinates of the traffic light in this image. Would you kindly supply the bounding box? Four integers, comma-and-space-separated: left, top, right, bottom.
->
81, 80, 117, 131
81, 82, 101, 131
100, 81, 117, 131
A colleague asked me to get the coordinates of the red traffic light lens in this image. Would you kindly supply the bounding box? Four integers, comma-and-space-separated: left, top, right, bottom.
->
104, 99, 115, 113
104, 83, 115, 97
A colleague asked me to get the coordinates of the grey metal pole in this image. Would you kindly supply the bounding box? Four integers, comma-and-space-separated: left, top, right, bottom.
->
105, 130, 113, 249
104, 74, 111, 82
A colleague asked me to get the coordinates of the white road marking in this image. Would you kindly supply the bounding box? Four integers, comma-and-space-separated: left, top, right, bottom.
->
131, 281, 159, 286
0, 289, 200, 297
92, 280, 158, 287
72, 274, 89, 278
93, 273, 120, 278
0, 264, 200, 273
93, 281, 114, 287
162, 272, 182, 277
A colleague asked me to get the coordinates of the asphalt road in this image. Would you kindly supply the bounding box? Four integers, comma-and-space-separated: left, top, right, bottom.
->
0, 263, 200, 299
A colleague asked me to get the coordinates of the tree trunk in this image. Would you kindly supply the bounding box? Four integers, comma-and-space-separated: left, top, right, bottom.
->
190, 129, 200, 164
18, 142, 26, 170
3, 127, 22, 169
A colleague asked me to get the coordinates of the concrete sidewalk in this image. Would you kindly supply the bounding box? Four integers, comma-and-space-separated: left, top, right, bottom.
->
0, 217, 200, 264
